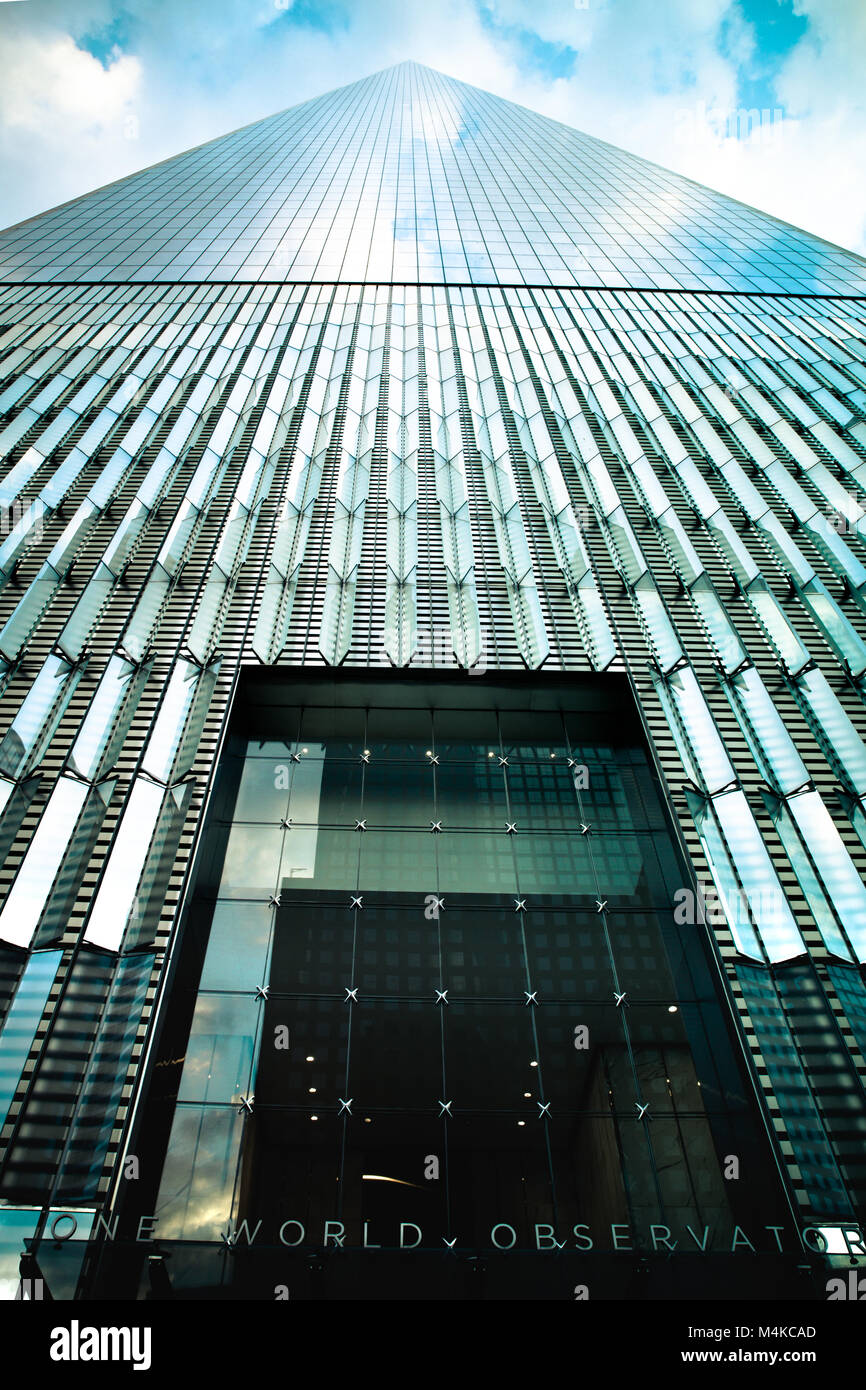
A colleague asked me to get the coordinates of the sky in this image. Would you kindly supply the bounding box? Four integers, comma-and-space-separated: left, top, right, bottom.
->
0, 0, 864, 258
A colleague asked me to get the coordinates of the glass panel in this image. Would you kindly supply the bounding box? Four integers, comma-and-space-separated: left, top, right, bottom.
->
178, 994, 259, 1104
685, 790, 763, 961
154, 1104, 244, 1241
727, 665, 808, 795
217, 824, 284, 899
269, 901, 356, 995
800, 578, 866, 677
787, 791, 866, 962
355, 905, 440, 996
56, 954, 152, 1200
827, 965, 866, 1071
358, 830, 437, 895
199, 902, 273, 992
436, 830, 516, 896
798, 668, 866, 797
713, 789, 803, 963
84, 778, 164, 950
350, 1000, 441, 1108
442, 908, 527, 996
233, 756, 292, 823
0, 655, 81, 780
668, 667, 734, 795
124, 780, 195, 949
444, 1003, 536, 1108
254, 997, 348, 1108
362, 761, 434, 826
34, 779, 116, 948
68, 656, 140, 781
0, 951, 62, 1128
0, 778, 89, 949
737, 964, 852, 1219
141, 659, 203, 783
435, 761, 507, 827
761, 790, 852, 961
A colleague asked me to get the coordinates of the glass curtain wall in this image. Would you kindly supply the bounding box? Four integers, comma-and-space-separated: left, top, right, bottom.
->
114, 675, 790, 1296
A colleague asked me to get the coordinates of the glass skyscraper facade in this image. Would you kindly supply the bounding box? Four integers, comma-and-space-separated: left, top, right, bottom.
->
0, 60, 865, 1302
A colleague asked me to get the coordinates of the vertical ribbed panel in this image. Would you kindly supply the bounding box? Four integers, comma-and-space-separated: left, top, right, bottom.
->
1, 278, 866, 1225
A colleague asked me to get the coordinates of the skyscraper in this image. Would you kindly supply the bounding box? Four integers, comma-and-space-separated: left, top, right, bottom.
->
1, 60, 865, 1302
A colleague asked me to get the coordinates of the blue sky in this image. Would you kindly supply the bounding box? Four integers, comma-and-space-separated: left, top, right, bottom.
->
720, 0, 807, 109
0, 0, 864, 257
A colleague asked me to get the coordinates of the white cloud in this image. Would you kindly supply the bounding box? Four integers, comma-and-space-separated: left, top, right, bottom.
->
0, 26, 141, 226
0, 33, 140, 128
